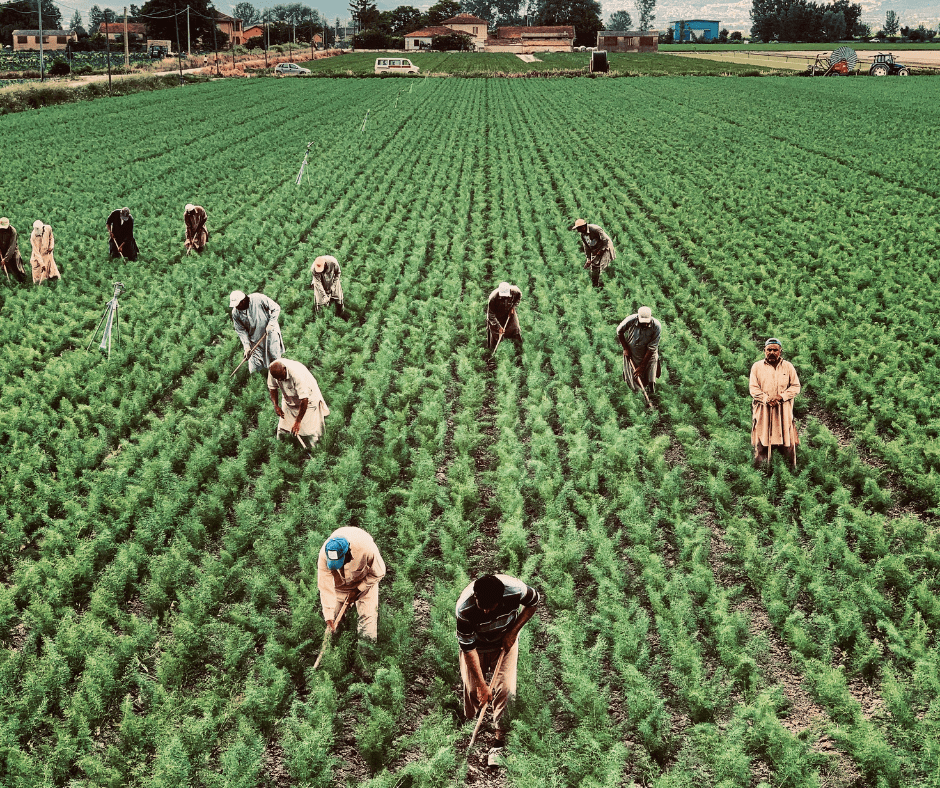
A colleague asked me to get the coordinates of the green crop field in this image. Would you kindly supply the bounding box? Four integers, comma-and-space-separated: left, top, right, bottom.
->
1, 77, 939, 788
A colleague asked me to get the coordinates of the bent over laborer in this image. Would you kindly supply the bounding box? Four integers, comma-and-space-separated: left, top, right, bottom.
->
184, 204, 209, 253
0, 217, 28, 283
267, 358, 330, 444
485, 282, 522, 349
456, 574, 541, 760
617, 305, 661, 396
106, 207, 139, 261
230, 290, 285, 375
310, 255, 347, 319
29, 220, 61, 283
571, 218, 616, 287
749, 337, 801, 467
317, 526, 386, 644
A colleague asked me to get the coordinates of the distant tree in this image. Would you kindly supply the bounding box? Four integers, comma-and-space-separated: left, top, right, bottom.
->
821, 9, 846, 40
353, 27, 389, 45
426, 0, 461, 26
607, 9, 632, 29
0, 0, 63, 32
431, 30, 472, 48
389, 5, 424, 34
883, 10, 899, 37
69, 9, 83, 29
130, 4, 142, 19
233, 2, 262, 25
854, 22, 871, 38
139, 0, 216, 47
634, 0, 654, 31
349, 0, 380, 30
749, 0, 775, 41
460, 0, 522, 28
658, 26, 673, 42
717, 27, 728, 42
533, 0, 603, 46
729, 30, 742, 40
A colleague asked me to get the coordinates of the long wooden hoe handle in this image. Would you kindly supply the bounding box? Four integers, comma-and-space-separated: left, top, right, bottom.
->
469, 649, 506, 747
628, 357, 653, 409
229, 333, 268, 379
490, 312, 513, 356
313, 594, 353, 670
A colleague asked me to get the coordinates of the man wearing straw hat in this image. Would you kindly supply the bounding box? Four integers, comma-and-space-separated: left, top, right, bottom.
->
617, 305, 662, 396
230, 290, 285, 375
749, 337, 801, 467
0, 217, 28, 283
571, 218, 616, 287
485, 282, 522, 349
310, 254, 347, 319
106, 207, 139, 261
267, 358, 330, 444
456, 574, 541, 759
183, 204, 209, 253
29, 220, 61, 283
316, 526, 386, 645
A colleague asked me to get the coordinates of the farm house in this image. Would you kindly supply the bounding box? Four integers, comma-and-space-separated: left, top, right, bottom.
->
11, 29, 77, 51
595, 30, 659, 52
404, 26, 460, 49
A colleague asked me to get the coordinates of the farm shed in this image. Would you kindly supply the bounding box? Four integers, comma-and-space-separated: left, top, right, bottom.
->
11, 29, 77, 51
440, 13, 488, 49
671, 20, 721, 42
486, 25, 574, 53
404, 26, 460, 50
595, 30, 659, 52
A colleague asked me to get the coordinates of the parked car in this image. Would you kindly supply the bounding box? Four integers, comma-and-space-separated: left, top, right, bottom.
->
374, 57, 420, 74
274, 62, 311, 76
868, 53, 910, 76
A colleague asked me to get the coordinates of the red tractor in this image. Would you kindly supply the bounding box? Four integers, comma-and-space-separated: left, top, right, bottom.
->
807, 46, 857, 76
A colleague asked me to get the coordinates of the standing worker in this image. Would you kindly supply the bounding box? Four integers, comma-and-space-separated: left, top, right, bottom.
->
230, 290, 285, 376
183, 204, 209, 254
317, 526, 386, 655
106, 207, 139, 261
0, 217, 28, 283
267, 358, 330, 444
29, 220, 61, 284
617, 305, 661, 397
310, 255, 347, 319
456, 573, 542, 762
749, 337, 801, 467
571, 218, 616, 287
485, 282, 522, 349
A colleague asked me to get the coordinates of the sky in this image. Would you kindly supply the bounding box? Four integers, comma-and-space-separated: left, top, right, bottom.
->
48, 0, 940, 39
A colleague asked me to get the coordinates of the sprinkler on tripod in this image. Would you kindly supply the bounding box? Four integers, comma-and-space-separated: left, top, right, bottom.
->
87, 281, 126, 359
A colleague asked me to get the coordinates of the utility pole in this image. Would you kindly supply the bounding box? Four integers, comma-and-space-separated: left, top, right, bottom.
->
37, 0, 44, 81
123, 6, 130, 68
186, 5, 191, 55
263, 10, 268, 67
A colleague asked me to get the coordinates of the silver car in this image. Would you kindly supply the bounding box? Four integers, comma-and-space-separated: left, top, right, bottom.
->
274, 62, 311, 76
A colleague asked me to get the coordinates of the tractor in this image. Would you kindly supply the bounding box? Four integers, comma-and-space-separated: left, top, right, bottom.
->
807, 46, 857, 75
868, 53, 910, 76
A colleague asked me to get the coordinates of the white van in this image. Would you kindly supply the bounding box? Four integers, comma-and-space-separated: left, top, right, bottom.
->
374, 57, 420, 74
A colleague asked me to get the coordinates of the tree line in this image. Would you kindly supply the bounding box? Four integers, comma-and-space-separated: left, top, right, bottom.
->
750, 0, 862, 42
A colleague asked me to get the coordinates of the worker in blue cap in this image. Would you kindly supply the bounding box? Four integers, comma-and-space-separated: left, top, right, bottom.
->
317, 526, 386, 644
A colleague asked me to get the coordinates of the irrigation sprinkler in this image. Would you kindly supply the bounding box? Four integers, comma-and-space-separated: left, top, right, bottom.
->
359, 109, 370, 133
295, 141, 314, 186
87, 282, 126, 359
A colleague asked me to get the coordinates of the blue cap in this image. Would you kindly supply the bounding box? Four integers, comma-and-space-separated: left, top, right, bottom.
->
765, 337, 782, 348
324, 537, 350, 570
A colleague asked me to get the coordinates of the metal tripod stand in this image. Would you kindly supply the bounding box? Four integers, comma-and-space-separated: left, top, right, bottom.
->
87, 281, 125, 359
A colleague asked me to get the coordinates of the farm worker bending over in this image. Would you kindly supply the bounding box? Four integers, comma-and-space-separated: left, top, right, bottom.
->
317, 526, 386, 646
456, 574, 541, 761
267, 358, 330, 443
0, 217, 28, 283
29, 220, 61, 284
617, 305, 662, 395
571, 218, 616, 287
230, 290, 285, 375
750, 337, 801, 467
310, 255, 347, 319
485, 282, 522, 349
106, 207, 139, 261
183, 204, 209, 253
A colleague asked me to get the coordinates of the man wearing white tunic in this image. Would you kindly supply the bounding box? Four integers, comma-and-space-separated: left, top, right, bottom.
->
267, 358, 330, 443
230, 290, 285, 375
749, 337, 801, 467
310, 255, 347, 319
29, 220, 61, 283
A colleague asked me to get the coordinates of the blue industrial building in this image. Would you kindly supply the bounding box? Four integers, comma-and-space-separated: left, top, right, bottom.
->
671, 20, 721, 41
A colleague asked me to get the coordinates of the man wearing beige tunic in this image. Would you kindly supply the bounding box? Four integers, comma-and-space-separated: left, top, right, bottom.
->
571, 218, 616, 288
316, 526, 386, 644
29, 220, 61, 283
267, 358, 330, 444
0, 217, 28, 283
456, 574, 541, 761
184, 204, 209, 253
750, 337, 801, 467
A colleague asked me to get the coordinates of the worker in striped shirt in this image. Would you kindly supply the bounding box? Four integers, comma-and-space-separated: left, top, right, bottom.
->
456, 574, 541, 755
